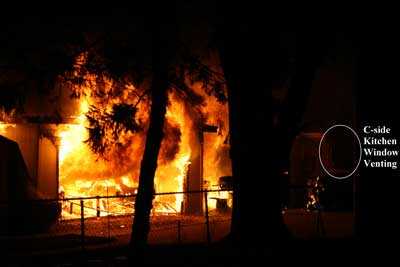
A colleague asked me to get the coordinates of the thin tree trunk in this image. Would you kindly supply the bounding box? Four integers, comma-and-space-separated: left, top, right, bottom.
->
130, 29, 169, 249
129, 3, 178, 253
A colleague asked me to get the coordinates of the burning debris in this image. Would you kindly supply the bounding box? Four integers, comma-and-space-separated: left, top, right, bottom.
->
306, 176, 325, 211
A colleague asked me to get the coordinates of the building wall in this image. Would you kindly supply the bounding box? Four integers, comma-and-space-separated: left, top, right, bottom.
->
37, 136, 58, 199
0, 124, 58, 199
1, 124, 39, 184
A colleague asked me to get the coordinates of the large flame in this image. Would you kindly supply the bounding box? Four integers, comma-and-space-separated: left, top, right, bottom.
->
0, 53, 232, 219
0, 123, 16, 135
57, 89, 198, 218
55, 55, 231, 219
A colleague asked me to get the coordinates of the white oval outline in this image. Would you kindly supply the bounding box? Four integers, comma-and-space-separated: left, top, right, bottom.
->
318, 124, 362, 180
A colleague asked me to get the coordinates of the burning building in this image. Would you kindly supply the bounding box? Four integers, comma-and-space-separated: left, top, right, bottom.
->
0, 54, 232, 221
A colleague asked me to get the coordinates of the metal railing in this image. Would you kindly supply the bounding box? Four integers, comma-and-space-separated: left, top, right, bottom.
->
2, 185, 353, 254
1, 189, 233, 254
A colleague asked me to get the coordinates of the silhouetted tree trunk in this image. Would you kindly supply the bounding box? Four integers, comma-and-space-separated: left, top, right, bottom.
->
217, 7, 326, 245
130, 4, 177, 249
217, 20, 288, 245
130, 30, 169, 250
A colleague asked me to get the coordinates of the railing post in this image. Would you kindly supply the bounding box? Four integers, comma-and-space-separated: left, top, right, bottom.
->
316, 209, 326, 238
96, 196, 100, 217
204, 191, 211, 244
80, 199, 85, 250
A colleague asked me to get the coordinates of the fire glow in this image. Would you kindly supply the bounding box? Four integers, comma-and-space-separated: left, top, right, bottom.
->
56, 58, 232, 219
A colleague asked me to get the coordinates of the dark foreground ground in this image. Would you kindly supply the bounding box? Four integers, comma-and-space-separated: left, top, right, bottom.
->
3, 239, 396, 266
2, 210, 362, 265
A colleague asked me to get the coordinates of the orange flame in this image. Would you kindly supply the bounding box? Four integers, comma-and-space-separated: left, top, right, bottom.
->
57, 55, 231, 219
